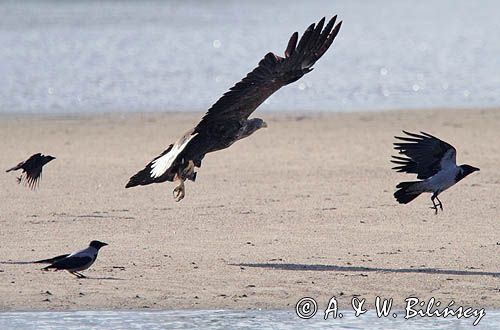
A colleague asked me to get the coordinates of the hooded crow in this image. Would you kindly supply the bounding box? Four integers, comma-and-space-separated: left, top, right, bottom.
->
391, 131, 479, 214
33, 240, 108, 278
6, 153, 55, 189
126, 15, 342, 202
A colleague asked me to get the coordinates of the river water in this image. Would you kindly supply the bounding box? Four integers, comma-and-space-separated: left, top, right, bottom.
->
1, 0, 499, 114
0, 309, 499, 329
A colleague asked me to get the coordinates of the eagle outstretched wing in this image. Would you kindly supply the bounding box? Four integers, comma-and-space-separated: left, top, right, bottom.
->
194, 16, 342, 133
391, 131, 457, 179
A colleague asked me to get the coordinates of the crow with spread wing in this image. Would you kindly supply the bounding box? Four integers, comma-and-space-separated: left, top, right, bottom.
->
391, 131, 479, 214
6, 153, 55, 189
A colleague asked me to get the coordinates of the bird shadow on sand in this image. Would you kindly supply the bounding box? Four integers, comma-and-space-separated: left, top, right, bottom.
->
40, 272, 126, 281
79, 276, 126, 281
234, 263, 500, 277
0, 262, 126, 280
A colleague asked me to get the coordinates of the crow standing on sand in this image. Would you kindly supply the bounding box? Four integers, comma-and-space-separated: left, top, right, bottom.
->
391, 131, 479, 214
126, 15, 342, 201
6, 153, 55, 189
33, 240, 108, 278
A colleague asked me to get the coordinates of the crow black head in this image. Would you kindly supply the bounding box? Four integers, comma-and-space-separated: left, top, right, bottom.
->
89, 240, 108, 250
460, 164, 480, 177
43, 155, 56, 165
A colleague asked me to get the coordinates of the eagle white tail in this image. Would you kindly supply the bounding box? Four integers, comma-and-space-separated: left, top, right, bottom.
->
150, 133, 197, 179
126, 133, 198, 188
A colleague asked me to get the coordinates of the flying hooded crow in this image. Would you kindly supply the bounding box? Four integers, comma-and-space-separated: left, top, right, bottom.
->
126, 16, 342, 202
33, 240, 108, 278
391, 131, 479, 214
6, 153, 55, 189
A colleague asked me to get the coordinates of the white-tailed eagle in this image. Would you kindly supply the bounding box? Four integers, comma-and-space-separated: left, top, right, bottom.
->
126, 16, 342, 201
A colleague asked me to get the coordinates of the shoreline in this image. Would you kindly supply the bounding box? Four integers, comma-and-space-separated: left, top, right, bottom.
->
0, 105, 498, 118
0, 108, 499, 311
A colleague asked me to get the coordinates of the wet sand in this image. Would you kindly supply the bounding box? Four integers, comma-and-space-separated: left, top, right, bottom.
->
0, 108, 498, 311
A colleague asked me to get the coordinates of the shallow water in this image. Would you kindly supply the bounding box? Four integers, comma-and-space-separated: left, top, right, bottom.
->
1, 0, 499, 114
0, 310, 498, 329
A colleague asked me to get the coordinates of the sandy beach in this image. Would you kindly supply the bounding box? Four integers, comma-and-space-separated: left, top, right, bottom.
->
0, 108, 498, 311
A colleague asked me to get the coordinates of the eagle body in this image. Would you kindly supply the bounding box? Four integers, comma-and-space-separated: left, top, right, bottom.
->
184, 118, 267, 160
126, 118, 265, 188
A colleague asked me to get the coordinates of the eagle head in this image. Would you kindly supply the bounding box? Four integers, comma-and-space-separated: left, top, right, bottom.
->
239, 118, 267, 139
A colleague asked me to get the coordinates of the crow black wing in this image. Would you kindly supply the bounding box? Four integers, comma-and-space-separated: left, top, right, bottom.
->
391, 131, 457, 179
47, 256, 93, 270
194, 16, 342, 134
24, 165, 43, 189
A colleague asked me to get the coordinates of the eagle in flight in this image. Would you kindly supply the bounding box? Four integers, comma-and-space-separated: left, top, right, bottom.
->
391, 131, 479, 214
126, 16, 342, 201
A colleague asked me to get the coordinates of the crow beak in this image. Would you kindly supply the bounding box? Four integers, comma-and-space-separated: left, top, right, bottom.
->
262, 121, 268, 128
102, 242, 109, 246
474, 167, 480, 172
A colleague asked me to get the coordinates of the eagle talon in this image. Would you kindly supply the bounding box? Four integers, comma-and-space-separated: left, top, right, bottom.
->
173, 181, 185, 202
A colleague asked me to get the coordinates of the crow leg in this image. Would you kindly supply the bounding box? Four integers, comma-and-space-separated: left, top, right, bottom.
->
173, 178, 186, 202
435, 196, 443, 210
430, 194, 439, 215
71, 271, 87, 278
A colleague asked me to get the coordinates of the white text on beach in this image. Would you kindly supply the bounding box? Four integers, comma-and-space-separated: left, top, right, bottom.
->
295, 296, 485, 326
